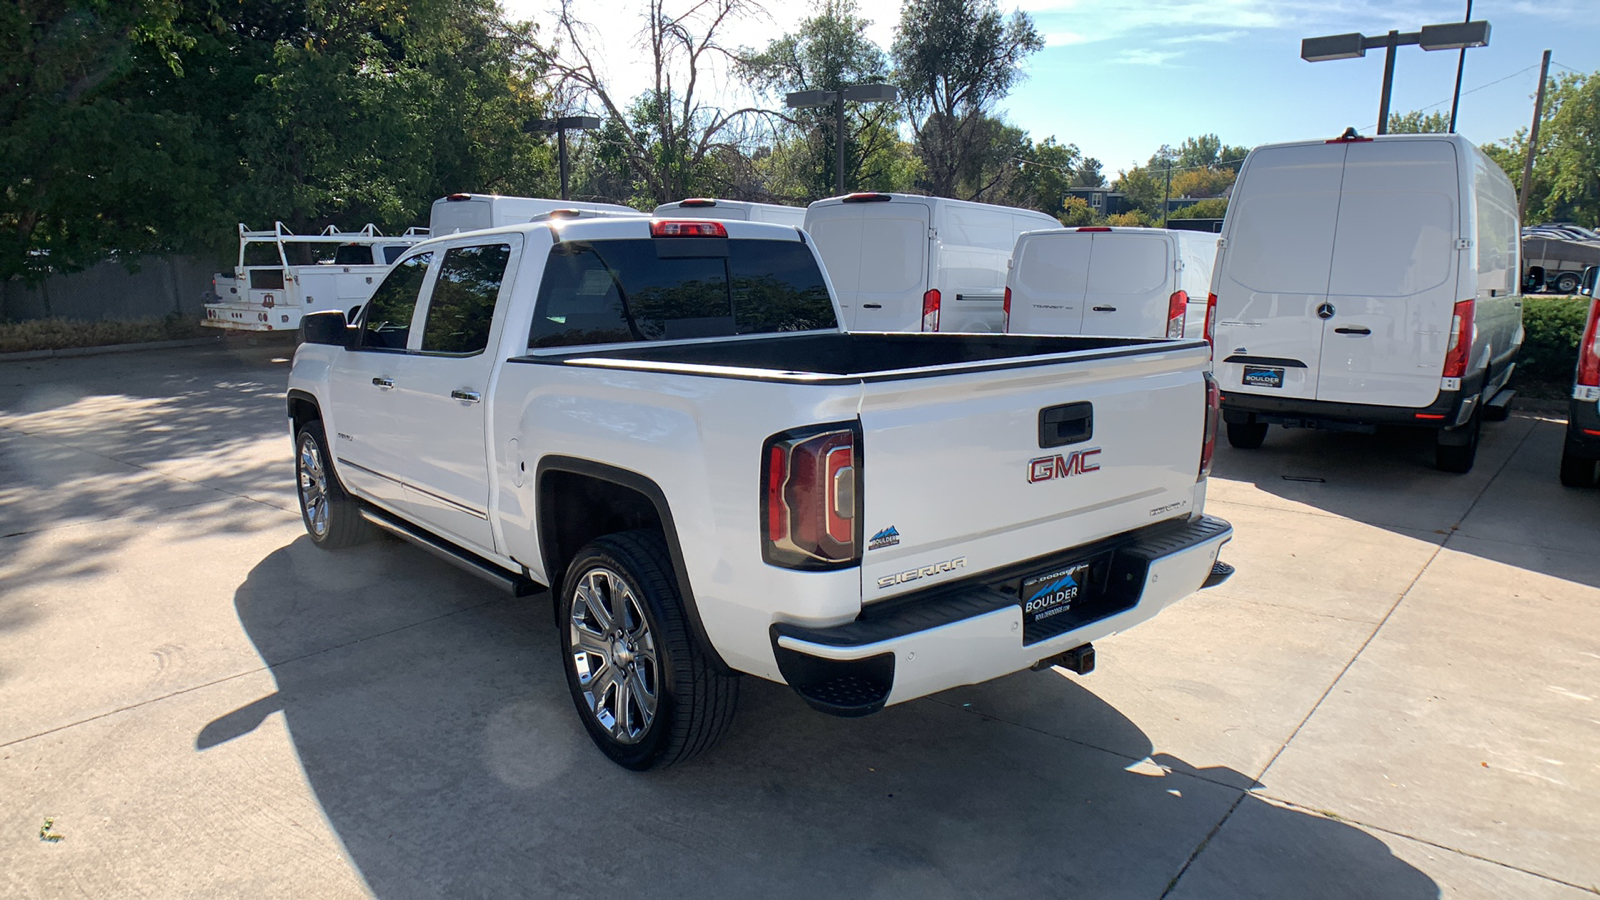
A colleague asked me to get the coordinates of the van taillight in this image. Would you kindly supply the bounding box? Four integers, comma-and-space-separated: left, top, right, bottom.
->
679, 198, 717, 207
1003, 287, 1012, 332
447, 193, 472, 201
1199, 372, 1220, 480
841, 193, 891, 203
1577, 298, 1600, 387
762, 425, 860, 569
1076, 226, 1111, 232
1203, 293, 1219, 350
1167, 290, 1189, 338
1443, 299, 1475, 379
921, 289, 941, 332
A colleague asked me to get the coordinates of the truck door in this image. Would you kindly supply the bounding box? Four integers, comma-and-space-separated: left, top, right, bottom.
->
1315, 139, 1460, 408
326, 251, 435, 511
1214, 143, 1347, 401
385, 238, 520, 553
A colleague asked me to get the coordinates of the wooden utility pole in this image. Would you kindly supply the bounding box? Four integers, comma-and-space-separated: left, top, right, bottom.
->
1518, 49, 1552, 222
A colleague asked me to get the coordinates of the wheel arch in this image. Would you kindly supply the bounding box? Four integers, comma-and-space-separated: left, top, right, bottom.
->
287, 388, 321, 435
534, 456, 729, 672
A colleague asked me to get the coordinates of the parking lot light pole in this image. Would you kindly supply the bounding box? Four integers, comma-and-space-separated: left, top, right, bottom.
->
785, 83, 898, 195
1301, 21, 1490, 135
524, 115, 603, 200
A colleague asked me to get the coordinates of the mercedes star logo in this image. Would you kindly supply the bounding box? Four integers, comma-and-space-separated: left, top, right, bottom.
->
1316, 302, 1336, 320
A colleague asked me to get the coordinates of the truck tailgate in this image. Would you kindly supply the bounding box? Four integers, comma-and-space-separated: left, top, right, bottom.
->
858, 343, 1209, 601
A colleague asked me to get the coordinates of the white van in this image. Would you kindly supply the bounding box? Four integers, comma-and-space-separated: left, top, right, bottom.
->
1005, 226, 1218, 338
430, 193, 641, 235
1212, 133, 1524, 472
653, 198, 807, 228
804, 193, 1061, 332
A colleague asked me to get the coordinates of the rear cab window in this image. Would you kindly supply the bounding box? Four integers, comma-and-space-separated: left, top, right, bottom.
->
529, 238, 837, 349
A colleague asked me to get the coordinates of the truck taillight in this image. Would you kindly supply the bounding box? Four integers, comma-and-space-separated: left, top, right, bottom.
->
1167, 290, 1188, 338
1203, 293, 1219, 352
1003, 287, 1012, 332
651, 219, 727, 238
1199, 372, 1220, 481
1578, 298, 1600, 387
921, 289, 941, 332
762, 425, 860, 569
1443, 299, 1475, 379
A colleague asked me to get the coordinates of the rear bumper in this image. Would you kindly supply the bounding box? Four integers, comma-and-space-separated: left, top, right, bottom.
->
203, 303, 297, 331
769, 515, 1233, 716
1223, 374, 1482, 431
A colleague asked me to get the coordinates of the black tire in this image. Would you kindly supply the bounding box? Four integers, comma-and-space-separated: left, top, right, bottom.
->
1559, 446, 1600, 488
1226, 421, 1268, 450
559, 530, 739, 770
1554, 272, 1581, 295
1435, 409, 1481, 474
295, 420, 375, 549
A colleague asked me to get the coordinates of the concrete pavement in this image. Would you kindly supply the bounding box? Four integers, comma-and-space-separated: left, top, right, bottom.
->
2, 343, 1596, 898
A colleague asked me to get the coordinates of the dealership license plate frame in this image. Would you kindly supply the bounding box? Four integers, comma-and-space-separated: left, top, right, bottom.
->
1242, 365, 1285, 389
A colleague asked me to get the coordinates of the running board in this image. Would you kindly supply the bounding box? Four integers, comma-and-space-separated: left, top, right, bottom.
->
1483, 389, 1515, 422
360, 508, 544, 597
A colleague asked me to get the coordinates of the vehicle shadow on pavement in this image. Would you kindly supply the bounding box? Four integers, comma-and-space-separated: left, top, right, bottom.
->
1210, 413, 1600, 590
197, 542, 1440, 900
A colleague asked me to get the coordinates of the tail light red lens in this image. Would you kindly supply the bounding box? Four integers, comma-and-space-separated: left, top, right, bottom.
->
1199, 372, 1220, 480
842, 193, 891, 203
1203, 292, 1219, 350
921, 289, 941, 332
762, 425, 860, 569
650, 220, 727, 238
1577, 298, 1600, 387
1076, 226, 1111, 232
679, 198, 717, 207
1167, 290, 1189, 338
1443, 299, 1475, 378
1003, 287, 1012, 332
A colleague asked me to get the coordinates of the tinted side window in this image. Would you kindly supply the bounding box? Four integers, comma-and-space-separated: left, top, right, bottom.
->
529, 239, 835, 349
360, 252, 432, 350
421, 244, 512, 355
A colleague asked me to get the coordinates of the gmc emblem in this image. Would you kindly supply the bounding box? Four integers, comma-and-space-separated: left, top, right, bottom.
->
1028, 448, 1102, 483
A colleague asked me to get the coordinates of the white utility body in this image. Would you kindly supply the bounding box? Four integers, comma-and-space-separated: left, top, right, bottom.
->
1006, 226, 1219, 339
287, 216, 1233, 769
430, 193, 642, 235
202, 222, 429, 332
804, 192, 1061, 333
653, 198, 807, 227
1213, 132, 1524, 472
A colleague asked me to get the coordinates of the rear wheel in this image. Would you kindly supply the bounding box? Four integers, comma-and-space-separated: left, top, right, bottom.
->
1226, 421, 1268, 450
560, 531, 738, 770
295, 421, 374, 549
1559, 446, 1600, 488
1435, 408, 1481, 474
1554, 272, 1581, 295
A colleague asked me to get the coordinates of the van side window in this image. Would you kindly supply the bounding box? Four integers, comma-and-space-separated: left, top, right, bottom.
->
359, 252, 432, 350
420, 244, 513, 355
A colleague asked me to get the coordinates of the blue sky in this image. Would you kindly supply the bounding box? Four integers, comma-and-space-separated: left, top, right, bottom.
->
507, 0, 1600, 177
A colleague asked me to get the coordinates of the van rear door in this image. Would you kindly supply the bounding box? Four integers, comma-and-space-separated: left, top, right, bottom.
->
1315, 140, 1459, 407
1214, 143, 1347, 401
807, 202, 930, 332
1008, 233, 1090, 335
1081, 233, 1174, 337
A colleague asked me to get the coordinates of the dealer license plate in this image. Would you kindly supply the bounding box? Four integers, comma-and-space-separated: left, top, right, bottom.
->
1242, 365, 1284, 389
1020, 562, 1092, 629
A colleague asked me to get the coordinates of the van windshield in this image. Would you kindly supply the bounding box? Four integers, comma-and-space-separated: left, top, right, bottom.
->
528, 238, 837, 348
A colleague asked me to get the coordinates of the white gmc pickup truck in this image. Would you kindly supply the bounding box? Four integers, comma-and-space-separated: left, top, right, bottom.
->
287, 216, 1235, 769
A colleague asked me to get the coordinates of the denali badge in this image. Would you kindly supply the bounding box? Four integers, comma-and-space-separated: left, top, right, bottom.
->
876, 557, 967, 589
1028, 448, 1101, 483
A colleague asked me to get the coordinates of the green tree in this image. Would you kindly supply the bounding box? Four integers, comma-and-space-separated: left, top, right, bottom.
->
1167, 197, 1229, 219
1014, 137, 1084, 214
1387, 109, 1449, 134
1482, 70, 1600, 227
1057, 196, 1102, 227
891, 0, 1043, 198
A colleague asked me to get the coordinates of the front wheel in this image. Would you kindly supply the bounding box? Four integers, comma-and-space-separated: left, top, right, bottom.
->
295, 421, 374, 548
1226, 421, 1268, 450
1559, 446, 1600, 488
1554, 272, 1581, 295
560, 531, 739, 770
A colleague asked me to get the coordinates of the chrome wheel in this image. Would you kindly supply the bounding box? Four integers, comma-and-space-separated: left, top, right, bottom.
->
568, 566, 659, 744
298, 433, 330, 538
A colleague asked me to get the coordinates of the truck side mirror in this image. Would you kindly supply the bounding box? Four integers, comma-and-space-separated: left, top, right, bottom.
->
1525, 265, 1545, 290
301, 310, 353, 347
1582, 266, 1598, 297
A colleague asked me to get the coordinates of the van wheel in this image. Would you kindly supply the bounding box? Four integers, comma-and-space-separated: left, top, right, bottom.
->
1559, 447, 1600, 488
1554, 272, 1581, 295
559, 530, 739, 770
1434, 409, 1481, 474
1226, 422, 1268, 450
295, 421, 375, 548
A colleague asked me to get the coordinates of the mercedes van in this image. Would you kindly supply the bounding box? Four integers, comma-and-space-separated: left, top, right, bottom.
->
430, 194, 641, 235
1212, 133, 1523, 473
654, 198, 807, 228
1005, 227, 1219, 338
804, 193, 1061, 333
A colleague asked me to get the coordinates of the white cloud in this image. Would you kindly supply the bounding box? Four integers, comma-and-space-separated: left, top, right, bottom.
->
1115, 49, 1184, 67
1160, 30, 1246, 45
1044, 31, 1091, 46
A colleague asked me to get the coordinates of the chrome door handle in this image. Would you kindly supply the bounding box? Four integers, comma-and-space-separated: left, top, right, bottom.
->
451, 389, 482, 403
372, 377, 394, 388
